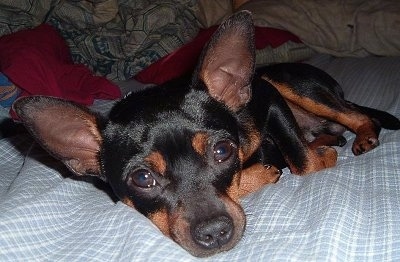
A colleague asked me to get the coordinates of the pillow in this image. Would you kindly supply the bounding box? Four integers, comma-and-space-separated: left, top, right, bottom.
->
238, 0, 400, 56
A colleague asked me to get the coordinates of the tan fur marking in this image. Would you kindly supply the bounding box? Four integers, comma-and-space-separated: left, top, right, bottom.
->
192, 132, 208, 156
301, 145, 338, 175
169, 209, 191, 248
241, 120, 262, 162
239, 164, 281, 195
263, 77, 374, 133
227, 173, 242, 203
228, 164, 281, 198
238, 149, 245, 163
149, 208, 171, 237
122, 197, 135, 208
263, 77, 380, 171
309, 134, 342, 148
145, 151, 167, 175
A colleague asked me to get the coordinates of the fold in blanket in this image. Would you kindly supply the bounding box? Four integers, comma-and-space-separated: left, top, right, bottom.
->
0, 24, 121, 115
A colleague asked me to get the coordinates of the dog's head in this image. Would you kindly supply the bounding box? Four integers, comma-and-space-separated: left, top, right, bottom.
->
13, 11, 257, 257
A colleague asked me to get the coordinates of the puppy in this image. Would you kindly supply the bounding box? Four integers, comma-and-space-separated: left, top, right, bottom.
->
13, 11, 400, 257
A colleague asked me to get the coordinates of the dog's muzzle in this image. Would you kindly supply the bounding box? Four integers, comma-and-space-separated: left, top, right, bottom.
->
192, 215, 234, 250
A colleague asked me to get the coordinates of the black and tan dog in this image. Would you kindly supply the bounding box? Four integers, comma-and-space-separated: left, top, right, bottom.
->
13, 11, 400, 257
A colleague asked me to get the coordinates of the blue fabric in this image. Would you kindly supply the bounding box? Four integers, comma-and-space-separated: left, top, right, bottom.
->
0, 73, 20, 108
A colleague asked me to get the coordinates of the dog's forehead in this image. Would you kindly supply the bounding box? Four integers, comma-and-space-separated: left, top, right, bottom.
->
107, 83, 240, 138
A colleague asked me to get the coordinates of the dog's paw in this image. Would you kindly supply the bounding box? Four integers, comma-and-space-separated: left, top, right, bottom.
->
352, 134, 379, 155
315, 145, 337, 168
237, 164, 281, 197
301, 145, 337, 174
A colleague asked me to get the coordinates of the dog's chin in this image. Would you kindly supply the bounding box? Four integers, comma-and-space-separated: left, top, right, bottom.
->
169, 196, 246, 257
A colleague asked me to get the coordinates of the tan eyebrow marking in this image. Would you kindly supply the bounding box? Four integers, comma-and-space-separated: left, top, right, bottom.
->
192, 132, 209, 156
145, 151, 167, 175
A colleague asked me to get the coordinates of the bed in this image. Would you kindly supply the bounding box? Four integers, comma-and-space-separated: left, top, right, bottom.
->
1, 1, 400, 261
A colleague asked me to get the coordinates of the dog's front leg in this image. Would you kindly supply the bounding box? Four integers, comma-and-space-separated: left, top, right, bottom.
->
228, 164, 281, 199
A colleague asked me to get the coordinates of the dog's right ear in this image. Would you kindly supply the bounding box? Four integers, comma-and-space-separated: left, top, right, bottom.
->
197, 11, 255, 112
13, 96, 103, 178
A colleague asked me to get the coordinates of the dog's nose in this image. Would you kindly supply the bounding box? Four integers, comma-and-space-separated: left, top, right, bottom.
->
192, 216, 233, 249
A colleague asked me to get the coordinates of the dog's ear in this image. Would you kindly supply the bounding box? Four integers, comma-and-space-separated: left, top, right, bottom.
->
13, 96, 103, 177
198, 11, 255, 112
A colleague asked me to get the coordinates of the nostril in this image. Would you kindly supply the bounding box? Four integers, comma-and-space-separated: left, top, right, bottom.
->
192, 216, 233, 249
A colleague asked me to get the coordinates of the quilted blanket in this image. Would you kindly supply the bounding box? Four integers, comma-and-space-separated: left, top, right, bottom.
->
1, 55, 400, 261
0, 0, 199, 81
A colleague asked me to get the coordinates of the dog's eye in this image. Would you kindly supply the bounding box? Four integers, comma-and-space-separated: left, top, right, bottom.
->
213, 140, 236, 163
128, 169, 157, 188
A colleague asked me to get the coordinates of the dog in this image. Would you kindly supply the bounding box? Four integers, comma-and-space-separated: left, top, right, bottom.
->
13, 11, 400, 257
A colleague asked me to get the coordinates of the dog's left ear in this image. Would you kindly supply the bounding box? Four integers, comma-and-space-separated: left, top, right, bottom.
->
198, 11, 255, 112
13, 96, 103, 178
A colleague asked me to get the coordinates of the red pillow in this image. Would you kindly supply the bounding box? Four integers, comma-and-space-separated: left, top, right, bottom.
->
135, 26, 301, 85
